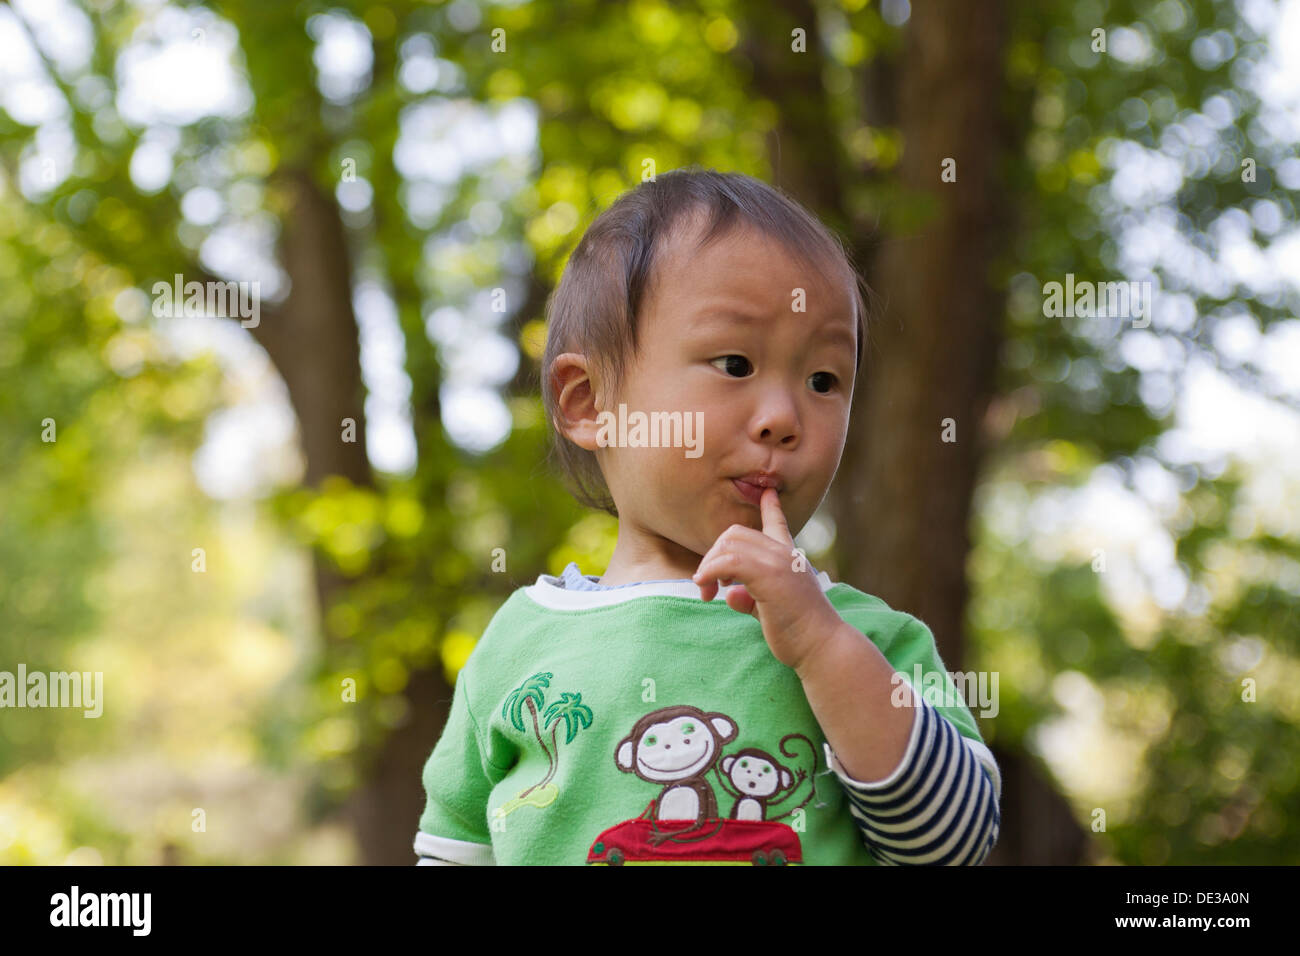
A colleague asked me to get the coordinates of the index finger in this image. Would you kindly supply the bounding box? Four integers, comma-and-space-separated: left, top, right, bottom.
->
760, 486, 793, 545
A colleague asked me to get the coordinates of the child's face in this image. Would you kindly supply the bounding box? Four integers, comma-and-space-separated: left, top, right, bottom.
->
585, 215, 858, 565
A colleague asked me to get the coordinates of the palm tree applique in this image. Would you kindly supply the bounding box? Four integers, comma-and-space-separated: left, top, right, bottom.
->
495, 672, 594, 818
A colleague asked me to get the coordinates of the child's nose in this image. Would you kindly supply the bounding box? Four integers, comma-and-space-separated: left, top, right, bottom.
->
753, 397, 800, 447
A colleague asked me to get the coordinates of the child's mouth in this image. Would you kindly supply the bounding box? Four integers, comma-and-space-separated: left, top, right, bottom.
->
731, 478, 767, 506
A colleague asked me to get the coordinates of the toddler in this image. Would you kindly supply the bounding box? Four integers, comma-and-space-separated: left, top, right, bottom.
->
414, 168, 1001, 865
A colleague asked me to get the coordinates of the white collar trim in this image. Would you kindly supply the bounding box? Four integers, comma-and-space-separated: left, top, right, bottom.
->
522, 570, 836, 610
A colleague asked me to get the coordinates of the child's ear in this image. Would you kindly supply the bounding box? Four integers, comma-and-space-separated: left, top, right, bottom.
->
550, 352, 605, 451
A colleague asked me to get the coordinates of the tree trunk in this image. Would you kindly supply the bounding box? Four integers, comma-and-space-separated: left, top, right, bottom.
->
835, 0, 1087, 864
250, 165, 447, 864
835, 0, 1007, 665
982, 748, 1093, 865
733, 0, 1088, 863
346, 667, 455, 865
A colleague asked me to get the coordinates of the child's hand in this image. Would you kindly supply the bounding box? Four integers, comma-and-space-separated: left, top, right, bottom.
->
692, 487, 843, 671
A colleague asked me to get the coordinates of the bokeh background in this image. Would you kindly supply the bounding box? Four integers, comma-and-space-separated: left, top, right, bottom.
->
1, 0, 1298, 865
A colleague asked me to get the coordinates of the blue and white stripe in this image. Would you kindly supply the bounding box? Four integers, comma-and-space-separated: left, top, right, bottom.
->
826, 687, 1000, 865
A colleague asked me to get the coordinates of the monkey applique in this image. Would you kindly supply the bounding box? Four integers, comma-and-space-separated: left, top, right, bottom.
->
716, 733, 817, 823
719, 748, 796, 821
615, 704, 736, 824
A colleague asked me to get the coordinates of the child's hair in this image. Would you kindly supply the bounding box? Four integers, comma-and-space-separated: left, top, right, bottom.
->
541, 166, 875, 516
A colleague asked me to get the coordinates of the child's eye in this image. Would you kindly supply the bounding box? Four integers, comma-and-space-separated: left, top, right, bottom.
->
808, 371, 837, 394
710, 355, 752, 377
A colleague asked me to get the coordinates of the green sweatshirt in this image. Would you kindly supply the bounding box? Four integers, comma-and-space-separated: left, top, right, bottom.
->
415, 570, 997, 866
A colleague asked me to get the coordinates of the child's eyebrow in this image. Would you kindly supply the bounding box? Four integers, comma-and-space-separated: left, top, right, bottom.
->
813, 323, 857, 350
691, 309, 856, 351
690, 308, 766, 329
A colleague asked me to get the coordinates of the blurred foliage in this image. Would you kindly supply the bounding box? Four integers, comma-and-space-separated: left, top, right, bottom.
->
971, 0, 1300, 863
0, 0, 1296, 864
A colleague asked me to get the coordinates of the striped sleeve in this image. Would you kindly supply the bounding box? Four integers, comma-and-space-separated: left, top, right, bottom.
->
825, 687, 1001, 865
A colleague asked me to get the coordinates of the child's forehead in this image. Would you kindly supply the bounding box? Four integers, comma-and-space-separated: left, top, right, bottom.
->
651, 220, 851, 311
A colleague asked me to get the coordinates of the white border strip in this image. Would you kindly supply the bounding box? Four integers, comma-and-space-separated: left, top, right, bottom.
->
414, 831, 496, 866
